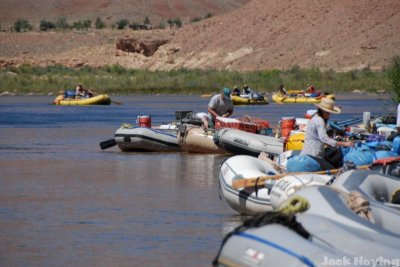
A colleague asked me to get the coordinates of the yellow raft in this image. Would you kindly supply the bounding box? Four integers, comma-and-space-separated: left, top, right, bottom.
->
231, 95, 269, 105
53, 94, 111, 105
272, 93, 335, 104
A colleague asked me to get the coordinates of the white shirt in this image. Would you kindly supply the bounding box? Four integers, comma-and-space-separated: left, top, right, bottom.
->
208, 94, 233, 119
300, 115, 337, 159
397, 103, 400, 127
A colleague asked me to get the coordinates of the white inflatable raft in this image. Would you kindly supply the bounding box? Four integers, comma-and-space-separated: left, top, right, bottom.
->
214, 128, 284, 157
215, 185, 400, 267
114, 126, 180, 152
219, 155, 332, 215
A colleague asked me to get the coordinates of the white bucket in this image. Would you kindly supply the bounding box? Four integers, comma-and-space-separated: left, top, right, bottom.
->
363, 111, 371, 128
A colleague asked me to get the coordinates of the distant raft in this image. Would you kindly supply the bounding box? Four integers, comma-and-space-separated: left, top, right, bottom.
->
272, 93, 335, 104
53, 94, 111, 105
231, 95, 269, 105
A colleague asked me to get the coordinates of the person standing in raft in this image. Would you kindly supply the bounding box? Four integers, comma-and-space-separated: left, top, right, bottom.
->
278, 84, 288, 95
206, 88, 234, 129
300, 98, 354, 170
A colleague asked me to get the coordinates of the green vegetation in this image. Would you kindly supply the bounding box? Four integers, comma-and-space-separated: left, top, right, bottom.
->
115, 19, 129, 30
13, 19, 33, 32
39, 19, 56, 31
190, 13, 212, 23
204, 13, 212, 19
173, 18, 182, 28
167, 18, 182, 28
190, 17, 202, 23
7, 15, 192, 32
387, 56, 400, 104
0, 64, 390, 95
71, 20, 92, 31
95, 17, 106, 29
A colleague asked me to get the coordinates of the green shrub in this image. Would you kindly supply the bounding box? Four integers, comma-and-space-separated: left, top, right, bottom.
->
191, 17, 202, 23
13, 19, 32, 32
167, 19, 173, 28
387, 55, 400, 104
55, 17, 69, 30
39, 20, 55, 31
173, 18, 182, 28
116, 19, 129, 30
95, 17, 106, 29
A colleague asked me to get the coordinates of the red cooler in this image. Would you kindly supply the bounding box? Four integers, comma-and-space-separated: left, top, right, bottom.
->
137, 115, 151, 127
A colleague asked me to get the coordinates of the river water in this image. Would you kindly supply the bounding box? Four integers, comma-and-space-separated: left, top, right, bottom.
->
0, 94, 394, 266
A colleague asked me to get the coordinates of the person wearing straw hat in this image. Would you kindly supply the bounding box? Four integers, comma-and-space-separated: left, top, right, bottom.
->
397, 103, 400, 134
207, 87, 234, 129
300, 98, 354, 170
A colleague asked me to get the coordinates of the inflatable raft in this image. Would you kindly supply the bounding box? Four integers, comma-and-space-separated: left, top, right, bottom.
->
332, 170, 400, 209
219, 155, 332, 215
114, 126, 180, 152
215, 185, 400, 267
214, 128, 284, 157
231, 95, 269, 105
53, 94, 111, 105
272, 93, 335, 104
177, 125, 226, 154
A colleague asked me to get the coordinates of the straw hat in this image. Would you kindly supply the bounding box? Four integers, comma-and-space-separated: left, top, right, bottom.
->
315, 98, 341, 114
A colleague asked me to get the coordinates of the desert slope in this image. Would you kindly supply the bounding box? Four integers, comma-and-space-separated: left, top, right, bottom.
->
0, 0, 249, 27
1, 0, 400, 71
168, 0, 400, 71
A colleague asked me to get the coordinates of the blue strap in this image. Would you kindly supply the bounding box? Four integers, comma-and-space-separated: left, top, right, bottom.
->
238, 232, 316, 267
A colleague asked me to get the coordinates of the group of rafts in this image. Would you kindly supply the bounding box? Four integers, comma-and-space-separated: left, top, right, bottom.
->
101, 109, 400, 267
100, 112, 283, 155
91, 85, 400, 265
214, 113, 400, 267
206, 89, 335, 105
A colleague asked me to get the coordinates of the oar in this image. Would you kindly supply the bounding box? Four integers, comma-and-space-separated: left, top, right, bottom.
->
111, 99, 123, 105
99, 138, 117, 150
231, 164, 371, 189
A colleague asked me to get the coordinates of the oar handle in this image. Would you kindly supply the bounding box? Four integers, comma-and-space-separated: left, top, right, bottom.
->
99, 138, 117, 150
231, 165, 370, 189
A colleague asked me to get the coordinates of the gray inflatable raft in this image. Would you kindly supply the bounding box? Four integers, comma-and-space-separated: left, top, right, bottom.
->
332, 170, 400, 209
214, 128, 283, 157
115, 127, 180, 152
215, 186, 400, 267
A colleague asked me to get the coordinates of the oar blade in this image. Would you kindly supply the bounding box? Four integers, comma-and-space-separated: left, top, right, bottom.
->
100, 139, 117, 150
111, 99, 123, 105
232, 179, 249, 189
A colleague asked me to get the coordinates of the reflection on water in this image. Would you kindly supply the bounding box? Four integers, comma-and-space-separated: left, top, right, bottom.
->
0, 95, 395, 266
